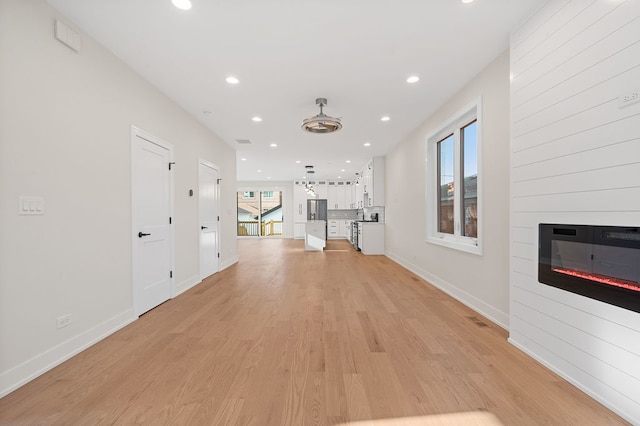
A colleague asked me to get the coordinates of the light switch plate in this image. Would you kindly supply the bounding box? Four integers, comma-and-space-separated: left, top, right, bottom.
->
19, 196, 45, 215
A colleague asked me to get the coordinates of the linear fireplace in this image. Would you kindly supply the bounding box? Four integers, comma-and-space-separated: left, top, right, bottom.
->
538, 224, 640, 314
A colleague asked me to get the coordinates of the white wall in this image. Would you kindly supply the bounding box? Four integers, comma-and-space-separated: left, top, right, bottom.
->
385, 51, 511, 327
509, 1, 640, 423
0, 0, 237, 397
237, 181, 294, 238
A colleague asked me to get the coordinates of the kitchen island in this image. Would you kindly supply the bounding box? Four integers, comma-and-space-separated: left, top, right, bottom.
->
305, 220, 326, 251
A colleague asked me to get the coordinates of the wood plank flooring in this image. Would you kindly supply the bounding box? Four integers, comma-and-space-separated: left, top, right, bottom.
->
0, 239, 629, 425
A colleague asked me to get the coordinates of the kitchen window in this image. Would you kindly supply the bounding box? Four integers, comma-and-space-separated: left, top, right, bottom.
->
426, 98, 482, 255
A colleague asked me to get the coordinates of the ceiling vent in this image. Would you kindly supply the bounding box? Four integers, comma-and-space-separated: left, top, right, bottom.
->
235, 139, 252, 144
301, 98, 342, 134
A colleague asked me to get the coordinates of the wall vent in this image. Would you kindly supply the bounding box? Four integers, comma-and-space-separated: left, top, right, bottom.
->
235, 139, 252, 145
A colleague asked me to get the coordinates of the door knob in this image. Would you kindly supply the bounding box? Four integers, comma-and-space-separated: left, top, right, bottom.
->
201, 226, 208, 230
138, 232, 151, 238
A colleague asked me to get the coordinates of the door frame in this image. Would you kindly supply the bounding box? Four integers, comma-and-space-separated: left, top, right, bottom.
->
198, 158, 220, 280
131, 126, 176, 315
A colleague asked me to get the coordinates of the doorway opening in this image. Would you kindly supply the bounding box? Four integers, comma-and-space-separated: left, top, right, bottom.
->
237, 190, 283, 237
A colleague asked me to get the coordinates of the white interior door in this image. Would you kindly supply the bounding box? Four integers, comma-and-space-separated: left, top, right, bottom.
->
132, 128, 173, 316
199, 160, 219, 280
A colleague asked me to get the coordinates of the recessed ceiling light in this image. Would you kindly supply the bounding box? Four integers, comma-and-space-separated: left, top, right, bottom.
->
345, 160, 351, 163
171, 0, 192, 10
381, 116, 390, 122
364, 142, 371, 147
252, 116, 262, 122
461, 0, 474, 3
269, 143, 278, 148
341, 169, 345, 172
267, 177, 271, 179
406, 76, 420, 84
226, 76, 239, 85
337, 176, 342, 179
257, 169, 262, 173
295, 160, 301, 164
241, 158, 247, 161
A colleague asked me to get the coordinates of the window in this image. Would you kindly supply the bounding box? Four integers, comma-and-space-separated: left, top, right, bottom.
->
426, 98, 481, 255
237, 190, 284, 237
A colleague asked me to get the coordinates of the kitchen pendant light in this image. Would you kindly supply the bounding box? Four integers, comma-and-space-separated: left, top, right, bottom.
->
301, 98, 342, 134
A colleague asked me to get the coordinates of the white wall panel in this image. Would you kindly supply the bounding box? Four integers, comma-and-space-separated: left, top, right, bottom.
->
513, 163, 640, 196
512, 114, 640, 166
512, 139, 640, 181
510, 1, 640, 423
513, 1, 637, 91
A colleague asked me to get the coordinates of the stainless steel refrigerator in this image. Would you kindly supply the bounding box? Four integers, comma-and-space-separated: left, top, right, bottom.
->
307, 199, 327, 221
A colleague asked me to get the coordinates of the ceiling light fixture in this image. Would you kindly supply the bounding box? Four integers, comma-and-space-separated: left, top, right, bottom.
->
364, 142, 371, 147
406, 76, 420, 83
304, 165, 316, 196
302, 98, 342, 134
381, 116, 390, 122
226, 76, 239, 84
171, 0, 192, 10
252, 116, 262, 122
269, 143, 278, 147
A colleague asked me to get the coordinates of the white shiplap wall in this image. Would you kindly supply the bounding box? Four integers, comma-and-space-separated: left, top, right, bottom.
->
509, 1, 640, 423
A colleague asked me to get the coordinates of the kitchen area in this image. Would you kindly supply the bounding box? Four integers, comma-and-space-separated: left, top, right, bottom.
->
294, 157, 385, 255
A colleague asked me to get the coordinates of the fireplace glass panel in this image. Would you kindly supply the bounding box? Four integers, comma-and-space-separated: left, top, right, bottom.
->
551, 240, 640, 292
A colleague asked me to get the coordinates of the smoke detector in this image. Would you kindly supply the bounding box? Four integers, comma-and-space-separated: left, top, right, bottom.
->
301, 98, 342, 134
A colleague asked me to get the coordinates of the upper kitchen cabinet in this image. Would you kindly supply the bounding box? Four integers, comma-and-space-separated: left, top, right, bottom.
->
357, 156, 385, 207
327, 180, 352, 209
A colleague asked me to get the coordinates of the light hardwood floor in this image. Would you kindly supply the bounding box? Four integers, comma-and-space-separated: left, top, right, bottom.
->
0, 239, 629, 425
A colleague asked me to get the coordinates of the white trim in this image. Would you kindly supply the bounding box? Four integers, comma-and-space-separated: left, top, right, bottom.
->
508, 337, 637, 425
220, 255, 239, 271
175, 274, 202, 296
386, 250, 509, 329
425, 96, 483, 256
130, 126, 175, 311
0, 309, 135, 399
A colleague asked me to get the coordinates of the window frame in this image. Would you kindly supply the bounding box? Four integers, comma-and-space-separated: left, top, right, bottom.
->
425, 97, 482, 255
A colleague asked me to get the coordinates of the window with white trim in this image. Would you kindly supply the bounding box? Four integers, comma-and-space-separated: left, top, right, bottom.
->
426, 98, 482, 255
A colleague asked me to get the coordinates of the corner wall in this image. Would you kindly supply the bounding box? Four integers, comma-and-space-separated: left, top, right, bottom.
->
509, 1, 640, 422
0, 0, 237, 397
385, 51, 511, 328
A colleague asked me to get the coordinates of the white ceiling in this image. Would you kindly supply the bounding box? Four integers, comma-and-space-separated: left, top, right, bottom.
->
47, 0, 541, 182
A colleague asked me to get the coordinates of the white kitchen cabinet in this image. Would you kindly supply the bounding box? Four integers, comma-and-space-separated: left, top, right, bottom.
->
356, 157, 385, 207
314, 181, 328, 199
328, 219, 340, 239
359, 222, 384, 255
293, 181, 308, 239
341, 220, 351, 238
327, 181, 352, 209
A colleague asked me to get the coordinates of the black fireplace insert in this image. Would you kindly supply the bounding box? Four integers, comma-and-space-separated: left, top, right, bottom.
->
538, 224, 640, 314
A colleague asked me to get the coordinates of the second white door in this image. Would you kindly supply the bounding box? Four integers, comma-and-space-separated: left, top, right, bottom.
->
199, 160, 219, 280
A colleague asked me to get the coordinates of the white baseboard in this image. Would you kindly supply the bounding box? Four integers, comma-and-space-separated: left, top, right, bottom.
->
385, 250, 509, 330
508, 337, 637, 425
0, 308, 136, 399
175, 274, 201, 297
220, 255, 238, 271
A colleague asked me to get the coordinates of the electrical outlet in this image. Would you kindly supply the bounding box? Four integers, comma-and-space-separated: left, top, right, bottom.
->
56, 314, 72, 329
619, 89, 640, 108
